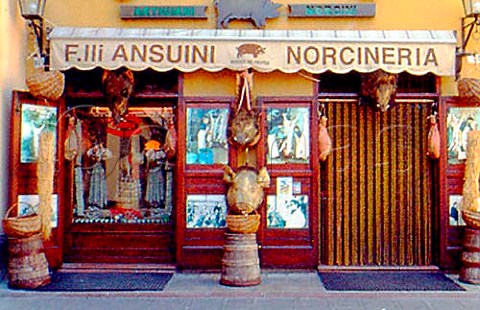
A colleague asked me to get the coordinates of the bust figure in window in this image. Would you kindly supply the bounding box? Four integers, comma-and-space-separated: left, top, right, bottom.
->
144, 140, 167, 208
87, 141, 112, 209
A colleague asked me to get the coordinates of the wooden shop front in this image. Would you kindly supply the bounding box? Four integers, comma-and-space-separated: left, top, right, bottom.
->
9, 28, 458, 270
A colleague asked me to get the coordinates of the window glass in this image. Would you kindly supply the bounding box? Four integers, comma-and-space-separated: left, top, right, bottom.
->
186, 194, 227, 228
68, 107, 175, 224
447, 107, 480, 164
266, 107, 309, 164
21, 104, 57, 163
186, 108, 229, 165
267, 194, 309, 229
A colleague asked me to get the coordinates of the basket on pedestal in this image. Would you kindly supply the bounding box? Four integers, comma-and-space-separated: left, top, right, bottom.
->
2, 203, 41, 239
226, 213, 260, 234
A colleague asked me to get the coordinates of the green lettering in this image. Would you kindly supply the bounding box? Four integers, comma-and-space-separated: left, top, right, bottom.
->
134, 7, 150, 17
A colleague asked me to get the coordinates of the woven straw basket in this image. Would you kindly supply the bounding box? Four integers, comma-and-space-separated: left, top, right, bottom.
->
462, 209, 480, 230
26, 69, 65, 101
226, 214, 260, 234
458, 78, 480, 103
2, 203, 41, 238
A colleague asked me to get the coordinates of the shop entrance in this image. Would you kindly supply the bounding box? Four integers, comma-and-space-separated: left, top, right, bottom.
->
319, 97, 435, 266
63, 69, 179, 264
256, 98, 319, 268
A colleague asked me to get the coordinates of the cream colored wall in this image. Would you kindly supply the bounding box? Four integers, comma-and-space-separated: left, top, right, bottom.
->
47, 0, 463, 31
1, 1, 466, 233
0, 0, 28, 232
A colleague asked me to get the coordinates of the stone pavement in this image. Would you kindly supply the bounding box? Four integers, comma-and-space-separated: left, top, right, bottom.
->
1, 271, 480, 310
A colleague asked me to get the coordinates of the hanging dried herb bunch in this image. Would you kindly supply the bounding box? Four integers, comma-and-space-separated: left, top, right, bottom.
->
37, 129, 55, 240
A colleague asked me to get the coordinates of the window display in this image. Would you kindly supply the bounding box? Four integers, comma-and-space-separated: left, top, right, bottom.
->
266, 194, 309, 229
447, 107, 480, 164
21, 104, 57, 163
186, 108, 229, 165
67, 107, 175, 224
186, 194, 227, 228
266, 107, 309, 164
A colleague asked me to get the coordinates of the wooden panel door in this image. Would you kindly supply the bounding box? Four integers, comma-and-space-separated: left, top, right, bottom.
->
176, 97, 237, 269
257, 97, 319, 269
9, 91, 66, 268
320, 98, 435, 266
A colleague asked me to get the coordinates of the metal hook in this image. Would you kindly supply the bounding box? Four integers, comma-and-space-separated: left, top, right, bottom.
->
317, 101, 326, 118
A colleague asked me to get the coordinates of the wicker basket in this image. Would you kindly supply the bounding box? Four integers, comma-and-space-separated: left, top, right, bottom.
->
226, 214, 260, 234
462, 209, 480, 230
458, 78, 480, 103
2, 203, 41, 238
26, 69, 65, 101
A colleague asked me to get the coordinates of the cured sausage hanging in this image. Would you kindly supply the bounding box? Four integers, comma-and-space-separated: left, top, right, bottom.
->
318, 104, 332, 162
427, 112, 440, 160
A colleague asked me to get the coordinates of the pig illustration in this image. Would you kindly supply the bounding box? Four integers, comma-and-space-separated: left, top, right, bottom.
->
214, 0, 282, 29
237, 44, 266, 58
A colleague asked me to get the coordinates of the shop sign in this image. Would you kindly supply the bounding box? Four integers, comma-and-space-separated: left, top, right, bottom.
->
49, 28, 456, 76
215, 0, 281, 28
289, 3, 375, 17
120, 6, 207, 19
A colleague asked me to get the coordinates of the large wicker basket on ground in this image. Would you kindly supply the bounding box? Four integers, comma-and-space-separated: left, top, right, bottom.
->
26, 69, 65, 101
462, 209, 480, 230
458, 78, 480, 103
226, 213, 260, 234
2, 203, 41, 238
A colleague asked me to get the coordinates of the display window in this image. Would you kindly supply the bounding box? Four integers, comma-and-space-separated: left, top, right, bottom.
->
66, 107, 176, 224
447, 107, 480, 164
20, 104, 58, 163
266, 107, 309, 164
186, 107, 229, 165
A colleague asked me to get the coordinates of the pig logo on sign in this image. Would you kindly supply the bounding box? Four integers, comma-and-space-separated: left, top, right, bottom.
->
214, 0, 282, 29
237, 44, 266, 58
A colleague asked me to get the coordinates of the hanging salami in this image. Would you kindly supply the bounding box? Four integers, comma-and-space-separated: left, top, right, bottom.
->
318, 115, 332, 162
164, 117, 177, 159
427, 113, 440, 160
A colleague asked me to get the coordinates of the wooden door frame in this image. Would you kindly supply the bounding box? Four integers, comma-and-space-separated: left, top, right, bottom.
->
256, 96, 319, 269
438, 96, 474, 271
9, 91, 66, 269
175, 96, 237, 269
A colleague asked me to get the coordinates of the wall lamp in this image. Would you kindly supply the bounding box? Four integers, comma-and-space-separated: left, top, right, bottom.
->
457, 0, 480, 77
18, 0, 47, 63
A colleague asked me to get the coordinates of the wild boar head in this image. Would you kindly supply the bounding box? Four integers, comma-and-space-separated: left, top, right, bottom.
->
102, 68, 135, 123
360, 70, 398, 112
223, 166, 270, 215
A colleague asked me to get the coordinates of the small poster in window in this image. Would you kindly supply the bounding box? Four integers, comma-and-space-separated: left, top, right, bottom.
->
186, 194, 227, 228
267, 195, 308, 229
277, 177, 293, 197
449, 195, 466, 226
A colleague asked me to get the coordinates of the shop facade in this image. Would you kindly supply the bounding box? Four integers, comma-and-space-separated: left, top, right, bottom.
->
2, 0, 475, 273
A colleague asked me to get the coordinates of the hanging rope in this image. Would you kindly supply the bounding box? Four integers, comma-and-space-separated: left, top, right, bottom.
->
237, 70, 252, 113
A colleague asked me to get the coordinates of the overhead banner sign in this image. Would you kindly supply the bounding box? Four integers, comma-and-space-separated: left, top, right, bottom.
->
120, 6, 207, 19
289, 3, 375, 17
49, 28, 457, 76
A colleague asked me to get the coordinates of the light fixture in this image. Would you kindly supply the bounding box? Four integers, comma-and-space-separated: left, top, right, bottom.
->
17, 0, 47, 62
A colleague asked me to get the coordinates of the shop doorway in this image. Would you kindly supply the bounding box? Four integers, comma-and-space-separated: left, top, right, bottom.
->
256, 98, 319, 268
63, 69, 179, 264
319, 97, 435, 266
